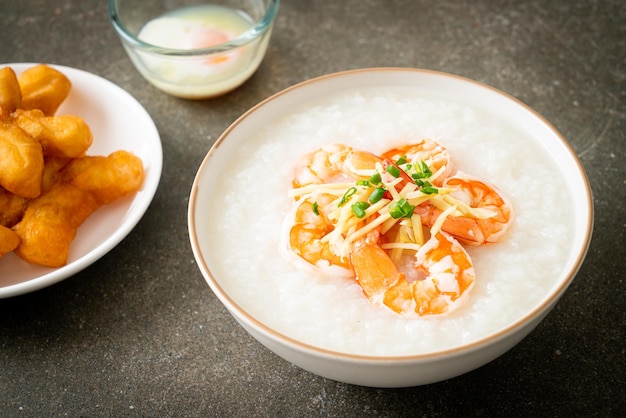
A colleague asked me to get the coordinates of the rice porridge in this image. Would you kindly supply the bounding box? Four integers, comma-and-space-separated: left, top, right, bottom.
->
205, 87, 574, 356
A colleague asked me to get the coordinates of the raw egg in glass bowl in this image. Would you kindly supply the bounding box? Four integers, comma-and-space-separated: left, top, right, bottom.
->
109, 0, 279, 98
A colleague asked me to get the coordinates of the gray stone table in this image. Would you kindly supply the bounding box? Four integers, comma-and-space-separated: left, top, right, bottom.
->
0, 0, 624, 416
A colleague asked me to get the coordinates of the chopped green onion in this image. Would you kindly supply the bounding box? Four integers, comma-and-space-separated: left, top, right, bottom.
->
389, 198, 415, 219
312, 202, 320, 215
356, 179, 369, 186
386, 165, 401, 178
368, 187, 386, 204
395, 155, 407, 165
415, 179, 438, 195
421, 160, 432, 173
339, 187, 357, 206
368, 172, 382, 185
351, 201, 370, 218
411, 160, 433, 180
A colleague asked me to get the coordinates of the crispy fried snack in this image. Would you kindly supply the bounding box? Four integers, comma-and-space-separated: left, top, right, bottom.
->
0, 186, 28, 228
0, 225, 20, 257
0, 67, 22, 119
0, 122, 44, 198
11, 109, 93, 158
0, 64, 145, 267
13, 183, 99, 267
17, 64, 71, 116
41, 156, 71, 193
63, 150, 144, 203
13, 151, 144, 267
0, 157, 70, 228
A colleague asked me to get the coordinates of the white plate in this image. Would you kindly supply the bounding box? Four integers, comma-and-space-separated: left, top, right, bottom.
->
0, 63, 162, 298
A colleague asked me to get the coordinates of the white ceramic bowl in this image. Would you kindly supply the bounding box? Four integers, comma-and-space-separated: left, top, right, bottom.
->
188, 68, 593, 387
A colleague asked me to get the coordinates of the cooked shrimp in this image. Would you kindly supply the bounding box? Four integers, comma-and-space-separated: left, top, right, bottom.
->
288, 195, 352, 270
285, 142, 511, 317
287, 145, 384, 270
382, 138, 455, 186
415, 172, 513, 246
292, 144, 381, 189
351, 230, 475, 316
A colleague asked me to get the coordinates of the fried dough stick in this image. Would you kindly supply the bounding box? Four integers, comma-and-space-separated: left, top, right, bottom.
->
0, 67, 22, 119
13, 183, 99, 267
17, 64, 71, 116
14, 151, 144, 267
0, 157, 70, 229
0, 225, 20, 257
61, 151, 144, 203
0, 186, 28, 228
41, 156, 71, 192
12, 109, 93, 158
0, 122, 44, 198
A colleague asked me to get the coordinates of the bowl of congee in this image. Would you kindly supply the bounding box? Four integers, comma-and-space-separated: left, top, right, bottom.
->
188, 68, 593, 387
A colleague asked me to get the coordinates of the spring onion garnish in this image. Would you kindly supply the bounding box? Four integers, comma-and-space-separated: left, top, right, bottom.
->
395, 155, 407, 165
419, 182, 438, 195
368, 187, 386, 204
386, 165, 401, 178
368, 172, 382, 185
411, 160, 433, 179
312, 202, 320, 215
389, 198, 415, 219
409, 160, 438, 194
339, 187, 357, 206
351, 201, 371, 218
414, 177, 438, 194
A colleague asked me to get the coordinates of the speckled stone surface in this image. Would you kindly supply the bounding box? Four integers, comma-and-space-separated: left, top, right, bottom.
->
0, 0, 624, 416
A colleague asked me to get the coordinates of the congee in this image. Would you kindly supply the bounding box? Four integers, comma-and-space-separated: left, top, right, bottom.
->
205, 87, 574, 356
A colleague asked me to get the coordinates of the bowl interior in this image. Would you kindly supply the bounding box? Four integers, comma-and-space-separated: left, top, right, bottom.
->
188, 68, 593, 380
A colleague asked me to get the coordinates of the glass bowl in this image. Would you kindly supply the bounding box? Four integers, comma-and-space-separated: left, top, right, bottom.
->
109, 0, 279, 99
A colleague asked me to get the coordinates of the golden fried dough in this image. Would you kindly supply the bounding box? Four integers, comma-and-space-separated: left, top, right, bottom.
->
0, 64, 145, 266
0, 67, 22, 119
17, 64, 71, 116
13, 151, 144, 267
41, 156, 71, 193
13, 183, 100, 267
0, 225, 20, 257
0, 186, 28, 228
0, 158, 69, 229
64, 151, 144, 204
12, 109, 93, 158
0, 122, 44, 198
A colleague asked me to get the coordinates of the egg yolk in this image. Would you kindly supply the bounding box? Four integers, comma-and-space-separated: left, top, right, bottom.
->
184, 28, 230, 49
183, 28, 235, 64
